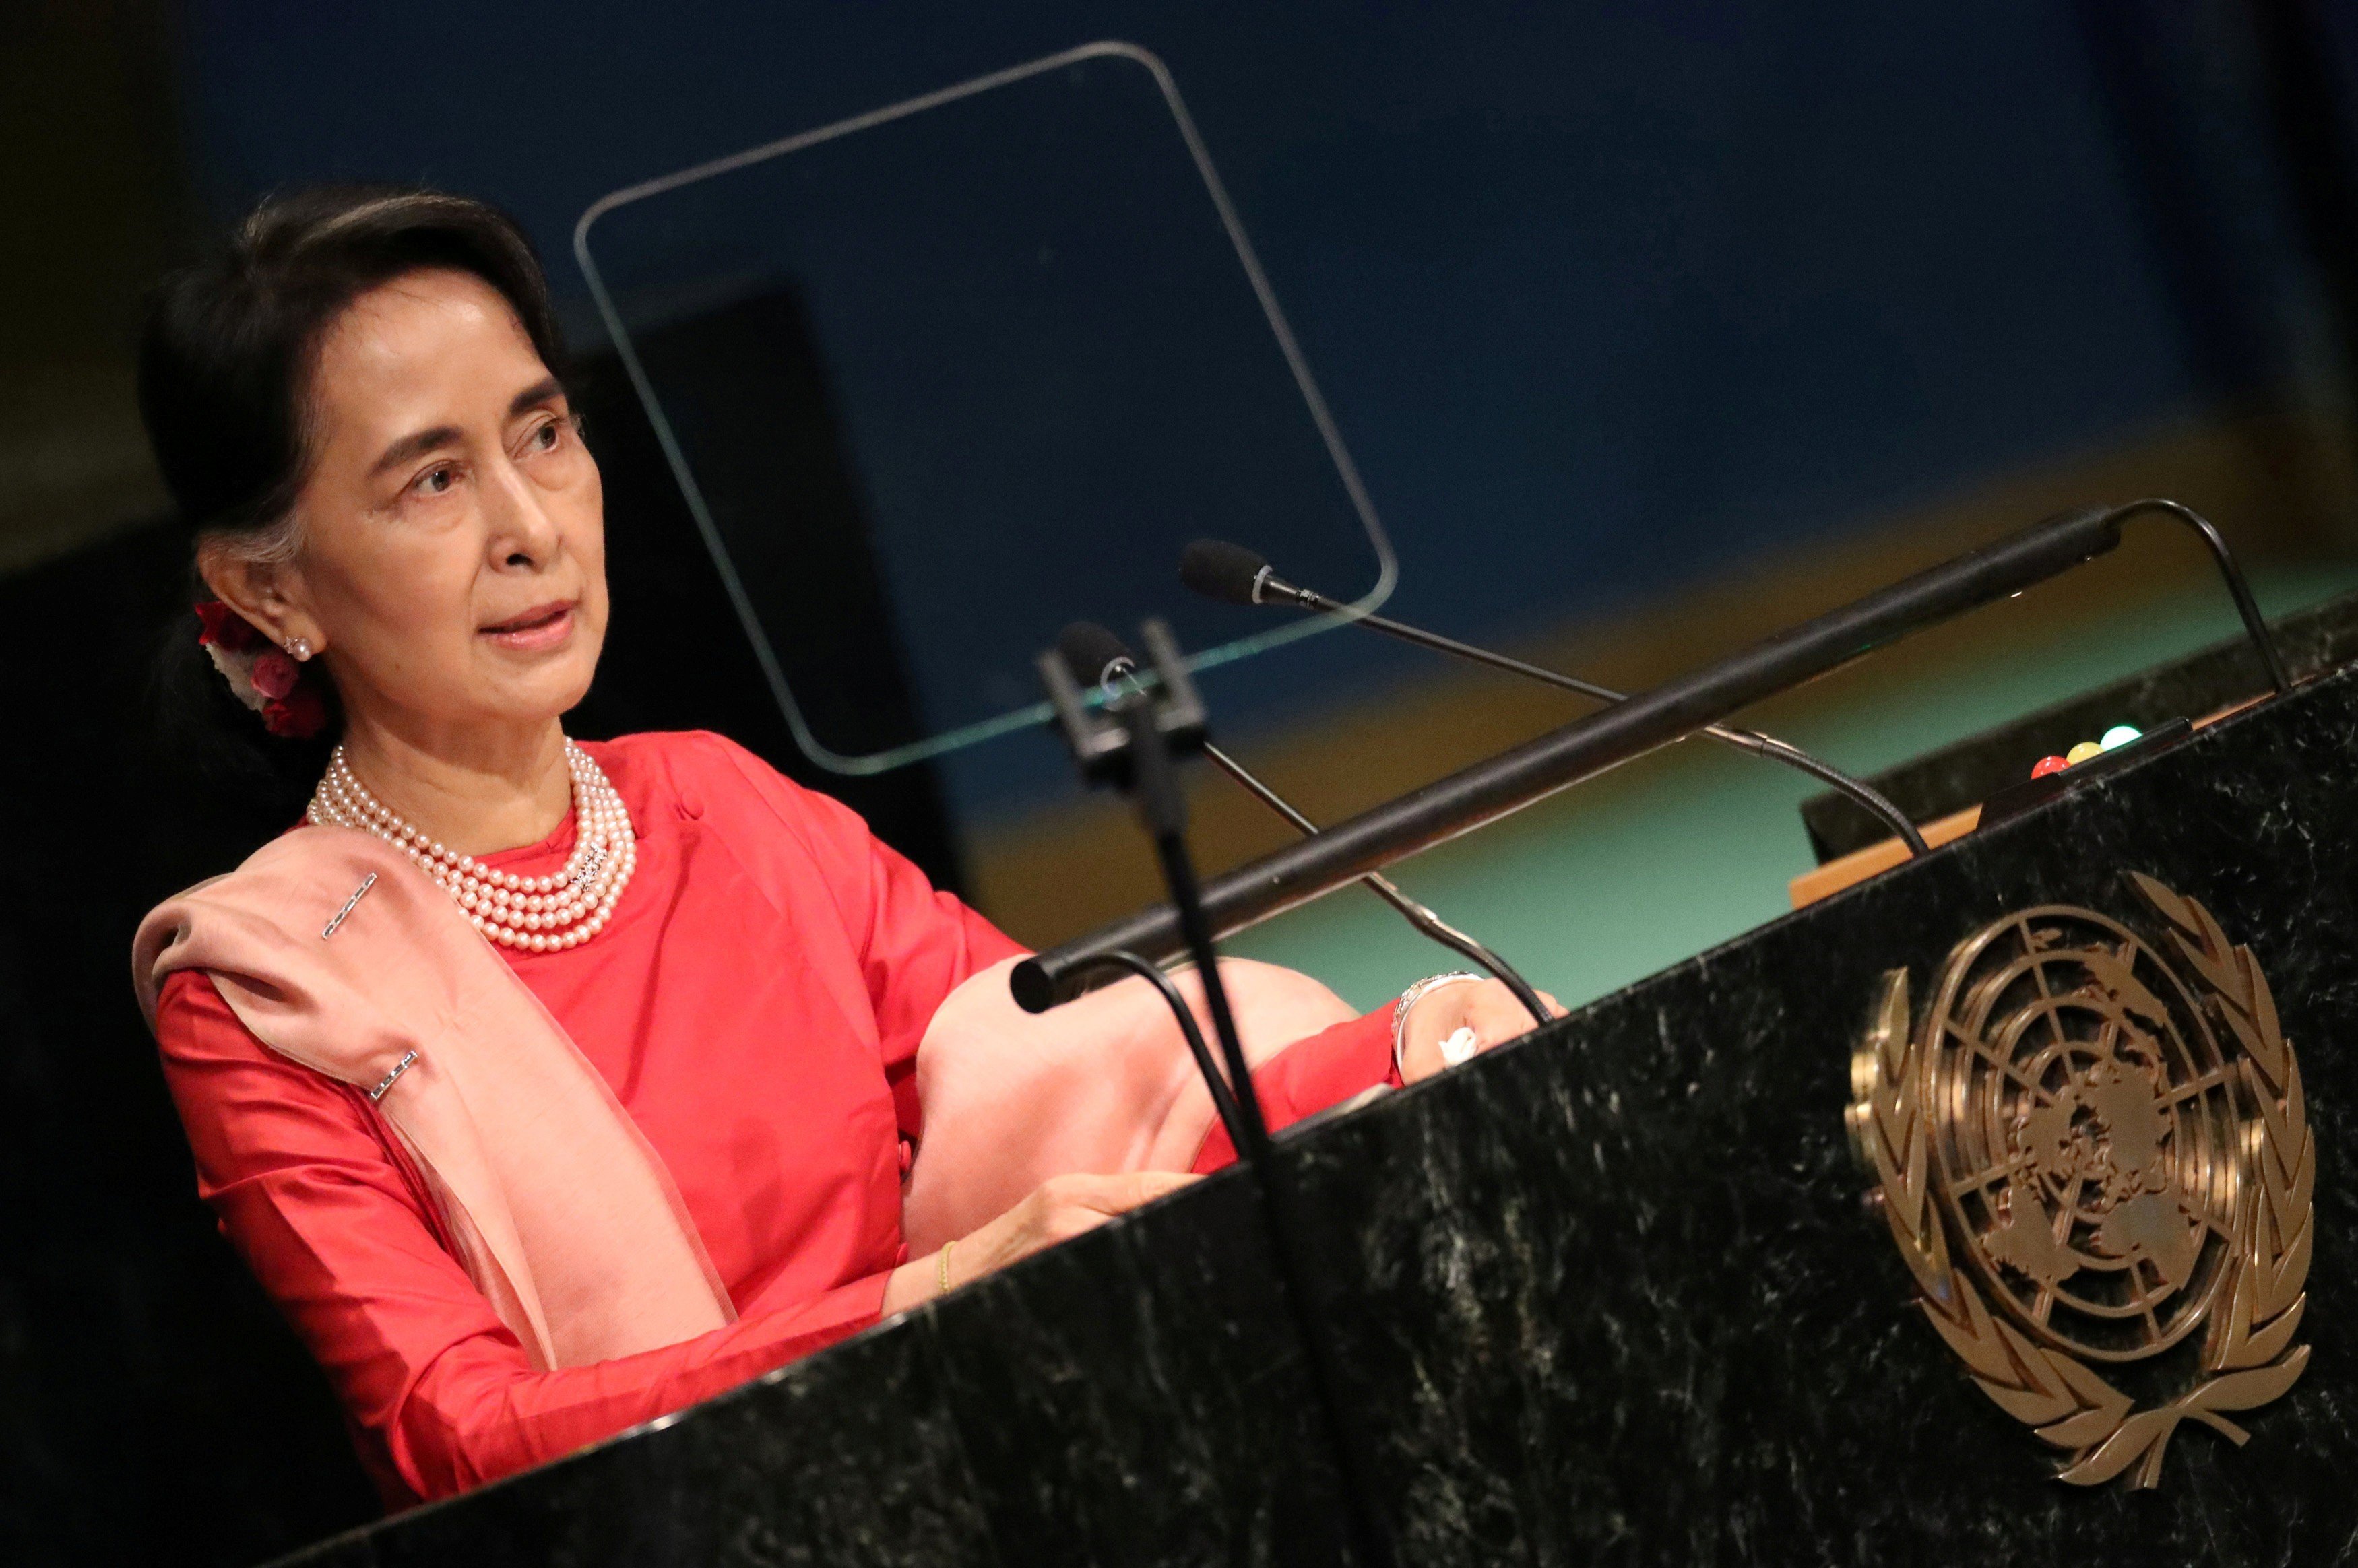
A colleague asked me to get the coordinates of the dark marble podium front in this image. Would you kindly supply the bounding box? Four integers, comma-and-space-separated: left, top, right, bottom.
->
278, 661, 2358, 1568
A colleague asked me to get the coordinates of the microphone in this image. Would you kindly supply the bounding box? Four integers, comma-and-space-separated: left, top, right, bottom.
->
1019, 501, 2290, 1004
1181, 541, 1934, 855
1056, 620, 1147, 692
1056, 622, 1550, 1025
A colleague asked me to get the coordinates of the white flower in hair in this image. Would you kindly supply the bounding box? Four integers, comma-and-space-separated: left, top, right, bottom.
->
194, 601, 324, 737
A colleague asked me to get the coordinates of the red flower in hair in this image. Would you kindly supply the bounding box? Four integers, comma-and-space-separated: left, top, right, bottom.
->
249, 649, 300, 700
196, 599, 326, 738
262, 684, 329, 740
194, 600, 268, 653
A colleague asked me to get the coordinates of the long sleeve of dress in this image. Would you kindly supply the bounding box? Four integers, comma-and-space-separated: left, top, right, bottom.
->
1190, 1009, 1403, 1172
155, 971, 891, 1506
697, 733, 1025, 1140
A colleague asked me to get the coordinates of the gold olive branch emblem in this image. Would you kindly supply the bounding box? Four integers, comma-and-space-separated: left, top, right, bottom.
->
1848, 874, 2310, 1489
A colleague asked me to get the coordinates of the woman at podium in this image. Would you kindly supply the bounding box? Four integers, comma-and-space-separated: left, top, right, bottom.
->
126, 187, 1548, 1510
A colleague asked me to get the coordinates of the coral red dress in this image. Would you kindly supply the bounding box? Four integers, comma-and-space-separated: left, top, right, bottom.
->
152, 731, 1394, 1507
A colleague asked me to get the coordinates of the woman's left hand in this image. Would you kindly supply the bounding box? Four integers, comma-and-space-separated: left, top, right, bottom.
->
1397, 978, 1564, 1084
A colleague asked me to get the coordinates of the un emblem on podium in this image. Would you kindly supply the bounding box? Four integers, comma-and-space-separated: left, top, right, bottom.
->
1847, 874, 2312, 1488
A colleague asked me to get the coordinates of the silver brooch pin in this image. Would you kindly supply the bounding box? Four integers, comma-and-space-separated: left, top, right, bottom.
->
321, 872, 377, 940
367, 1049, 418, 1102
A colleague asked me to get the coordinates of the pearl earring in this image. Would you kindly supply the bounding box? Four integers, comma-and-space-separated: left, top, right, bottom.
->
286, 637, 313, 662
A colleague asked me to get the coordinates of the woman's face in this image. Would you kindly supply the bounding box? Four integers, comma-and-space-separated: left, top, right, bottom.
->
268, 266, 607, 743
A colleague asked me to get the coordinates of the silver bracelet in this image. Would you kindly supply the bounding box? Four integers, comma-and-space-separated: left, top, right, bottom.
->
1391, 972, 1484, 1078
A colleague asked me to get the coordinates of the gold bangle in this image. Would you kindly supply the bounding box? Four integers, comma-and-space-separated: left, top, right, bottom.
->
936, 1238, 958, 1297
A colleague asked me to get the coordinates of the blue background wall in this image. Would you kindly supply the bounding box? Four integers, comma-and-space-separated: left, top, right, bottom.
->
170, 1, 2345, 812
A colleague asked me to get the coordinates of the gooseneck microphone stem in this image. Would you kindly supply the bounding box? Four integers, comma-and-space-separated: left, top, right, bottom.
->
1114, 700, 1400, 1568
1201, 738, 1552, 1026
1266, 583, 1934, 857
1197, 738, 1332, 832
1019, 505, 2144, 1002
1060, 622, 1552, 1028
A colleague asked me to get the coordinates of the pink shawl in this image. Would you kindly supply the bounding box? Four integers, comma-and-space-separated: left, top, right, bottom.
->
135, 827, 1357, 1365
899, 955, 1358, 1253
134, 828, 736, 1370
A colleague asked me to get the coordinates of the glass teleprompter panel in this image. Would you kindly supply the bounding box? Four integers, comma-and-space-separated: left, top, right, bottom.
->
576, 41, 1394, 775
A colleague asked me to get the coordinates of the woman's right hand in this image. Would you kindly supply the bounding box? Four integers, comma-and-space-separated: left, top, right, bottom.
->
946, 1170, 1196, 1293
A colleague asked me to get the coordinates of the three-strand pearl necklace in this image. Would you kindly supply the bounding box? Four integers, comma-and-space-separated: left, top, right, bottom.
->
306, 740, 636, 952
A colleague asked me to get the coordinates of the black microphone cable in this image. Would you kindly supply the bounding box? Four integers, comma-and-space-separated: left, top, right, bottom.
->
1059, 622, 1552, 1028
1058, 946, 1253, 1156
1178, 540, 1933, 857
1038, 626, 1403, 1568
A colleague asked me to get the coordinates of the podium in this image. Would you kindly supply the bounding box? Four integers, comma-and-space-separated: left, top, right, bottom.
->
274, 647, 2358, 1567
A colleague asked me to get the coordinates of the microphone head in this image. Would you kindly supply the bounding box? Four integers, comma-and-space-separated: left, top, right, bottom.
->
1056, 621, 1136, 688
1178, 539, 1272, 606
